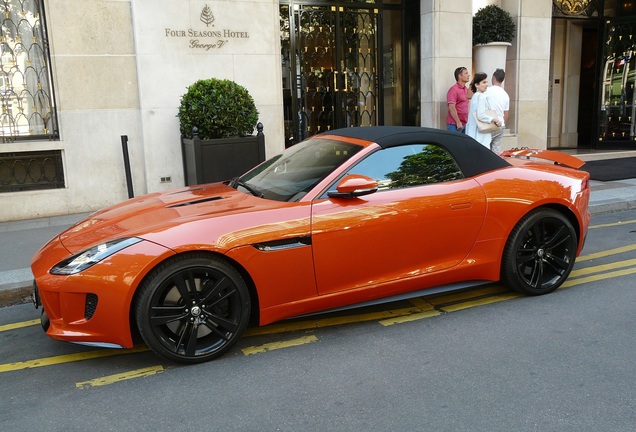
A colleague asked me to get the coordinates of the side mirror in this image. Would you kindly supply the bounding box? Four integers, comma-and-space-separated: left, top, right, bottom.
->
328, 174, 378, 198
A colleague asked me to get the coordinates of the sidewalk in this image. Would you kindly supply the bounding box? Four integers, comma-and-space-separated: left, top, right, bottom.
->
2, 179, 636, 308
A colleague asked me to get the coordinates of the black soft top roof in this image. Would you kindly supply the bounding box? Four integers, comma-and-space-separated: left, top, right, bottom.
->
321, 126, 511, 178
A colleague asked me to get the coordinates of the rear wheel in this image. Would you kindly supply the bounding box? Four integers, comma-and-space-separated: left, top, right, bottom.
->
501, 208, 577, 295
135, 253, 250, 363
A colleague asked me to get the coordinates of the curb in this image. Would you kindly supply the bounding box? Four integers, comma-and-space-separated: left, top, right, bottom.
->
0, 282, 33, 307
588, 200, 636, 216
0, 268, 36, 307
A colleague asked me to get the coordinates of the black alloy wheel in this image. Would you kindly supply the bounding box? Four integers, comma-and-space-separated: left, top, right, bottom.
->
136, 253, 251, 364
501, 208, 578, 296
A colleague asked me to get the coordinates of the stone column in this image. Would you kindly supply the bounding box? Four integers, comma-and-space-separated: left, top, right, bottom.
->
420, 0, 474, 128
502, 0, 553, 149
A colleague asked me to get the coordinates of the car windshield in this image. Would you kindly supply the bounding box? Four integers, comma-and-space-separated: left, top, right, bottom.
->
233, 137, 363, 202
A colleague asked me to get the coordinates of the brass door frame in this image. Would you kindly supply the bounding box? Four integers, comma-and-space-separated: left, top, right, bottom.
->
281, 1, 382, 146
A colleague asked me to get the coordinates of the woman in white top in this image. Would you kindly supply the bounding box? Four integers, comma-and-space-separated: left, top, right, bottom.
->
465, 72, 501, 148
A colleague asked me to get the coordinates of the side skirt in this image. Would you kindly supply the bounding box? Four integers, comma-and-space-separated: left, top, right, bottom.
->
292, 280, 492, 319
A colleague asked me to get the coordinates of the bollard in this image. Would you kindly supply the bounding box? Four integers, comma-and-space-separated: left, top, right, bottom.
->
121, 135, 134, 198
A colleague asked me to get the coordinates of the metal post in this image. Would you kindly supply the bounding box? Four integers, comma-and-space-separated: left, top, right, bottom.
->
121, 135, 134, 198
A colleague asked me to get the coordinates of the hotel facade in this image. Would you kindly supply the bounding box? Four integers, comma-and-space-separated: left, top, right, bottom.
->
0, 0, 631, 221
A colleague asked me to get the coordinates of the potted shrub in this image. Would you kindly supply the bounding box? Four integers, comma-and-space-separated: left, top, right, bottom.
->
472, 5, 516, 46
178, 78, 265, 185
472, 5, 516, 79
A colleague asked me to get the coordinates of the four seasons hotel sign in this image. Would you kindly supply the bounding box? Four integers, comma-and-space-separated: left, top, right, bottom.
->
164, 4, 250, 51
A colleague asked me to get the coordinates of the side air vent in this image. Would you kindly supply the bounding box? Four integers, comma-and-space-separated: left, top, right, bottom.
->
167, 196, 224, 208
85, 293, 98, 320
253, 236, 311, 252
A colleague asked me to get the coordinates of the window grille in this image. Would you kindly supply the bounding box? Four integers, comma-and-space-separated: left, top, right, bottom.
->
0, 149, 64, 192
0, 0, 58, 142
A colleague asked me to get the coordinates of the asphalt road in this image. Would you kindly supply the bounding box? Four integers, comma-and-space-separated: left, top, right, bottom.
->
1, 210, 636, 431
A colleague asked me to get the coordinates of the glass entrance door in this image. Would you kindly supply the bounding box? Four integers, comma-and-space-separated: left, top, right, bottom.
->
600, 19, 636, 144
281, 3, 379, 146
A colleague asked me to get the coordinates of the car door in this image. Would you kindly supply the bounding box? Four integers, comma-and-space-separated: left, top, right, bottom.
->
311, 143, 487, 295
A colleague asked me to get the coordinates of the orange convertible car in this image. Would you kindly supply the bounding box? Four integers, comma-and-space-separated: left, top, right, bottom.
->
32, 127, 591, 363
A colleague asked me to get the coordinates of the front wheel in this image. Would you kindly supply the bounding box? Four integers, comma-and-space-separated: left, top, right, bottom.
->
501, 208, 578, 295
135, 253, 251, 364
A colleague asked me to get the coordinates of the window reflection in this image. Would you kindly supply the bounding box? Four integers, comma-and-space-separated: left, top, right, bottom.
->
348, 144, 463, 190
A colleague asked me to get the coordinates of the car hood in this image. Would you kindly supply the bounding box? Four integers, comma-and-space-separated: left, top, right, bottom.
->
58, 183, 290, 254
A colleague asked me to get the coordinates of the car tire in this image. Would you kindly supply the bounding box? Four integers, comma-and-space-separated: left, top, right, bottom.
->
135, 253, 251, 364
501, 208, 578, 296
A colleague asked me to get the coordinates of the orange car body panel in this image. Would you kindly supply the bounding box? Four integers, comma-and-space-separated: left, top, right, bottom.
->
32, 239, 174, 347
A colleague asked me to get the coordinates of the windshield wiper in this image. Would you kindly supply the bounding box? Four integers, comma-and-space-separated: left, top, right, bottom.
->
230, 177, 264, 198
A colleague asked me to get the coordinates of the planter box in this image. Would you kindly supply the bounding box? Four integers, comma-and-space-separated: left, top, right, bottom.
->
473, 42, 511, 84
182, 123, 266, 185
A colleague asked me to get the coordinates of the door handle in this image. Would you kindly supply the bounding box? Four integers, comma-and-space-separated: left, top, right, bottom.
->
450, 202, 472, 210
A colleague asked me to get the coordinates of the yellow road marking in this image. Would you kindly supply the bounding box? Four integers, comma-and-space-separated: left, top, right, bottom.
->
0, 319, 39, 333
578, 244, 636, 262
244, 304, 428, 337
589, 219, 636, 229
76, 365, 165, 389
381, 290, 521, 325
0, 345, 149, 373
440, 293, 522, 312
407, 297, 436, 310
242, 335, 318, 356
561, 266, 636, 288
379, 308, 440, 326
424, 285, 508, 305
570, 258, 636, 277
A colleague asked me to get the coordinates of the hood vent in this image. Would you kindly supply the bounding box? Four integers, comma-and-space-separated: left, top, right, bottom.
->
167, 187, 205, 195
167, 196, 224, 208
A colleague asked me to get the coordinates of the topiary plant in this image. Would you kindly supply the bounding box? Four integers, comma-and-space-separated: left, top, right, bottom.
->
178, 78, 259, 139
472, 5, 516, 46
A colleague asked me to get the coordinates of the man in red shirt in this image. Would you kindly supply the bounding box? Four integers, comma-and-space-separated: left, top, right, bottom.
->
447, 67, 470, 133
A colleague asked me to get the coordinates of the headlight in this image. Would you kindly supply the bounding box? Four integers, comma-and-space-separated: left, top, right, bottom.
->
51, 237, 142, 275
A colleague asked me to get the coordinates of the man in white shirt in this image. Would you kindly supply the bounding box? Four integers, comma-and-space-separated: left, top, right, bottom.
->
486, 69, 510, 153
